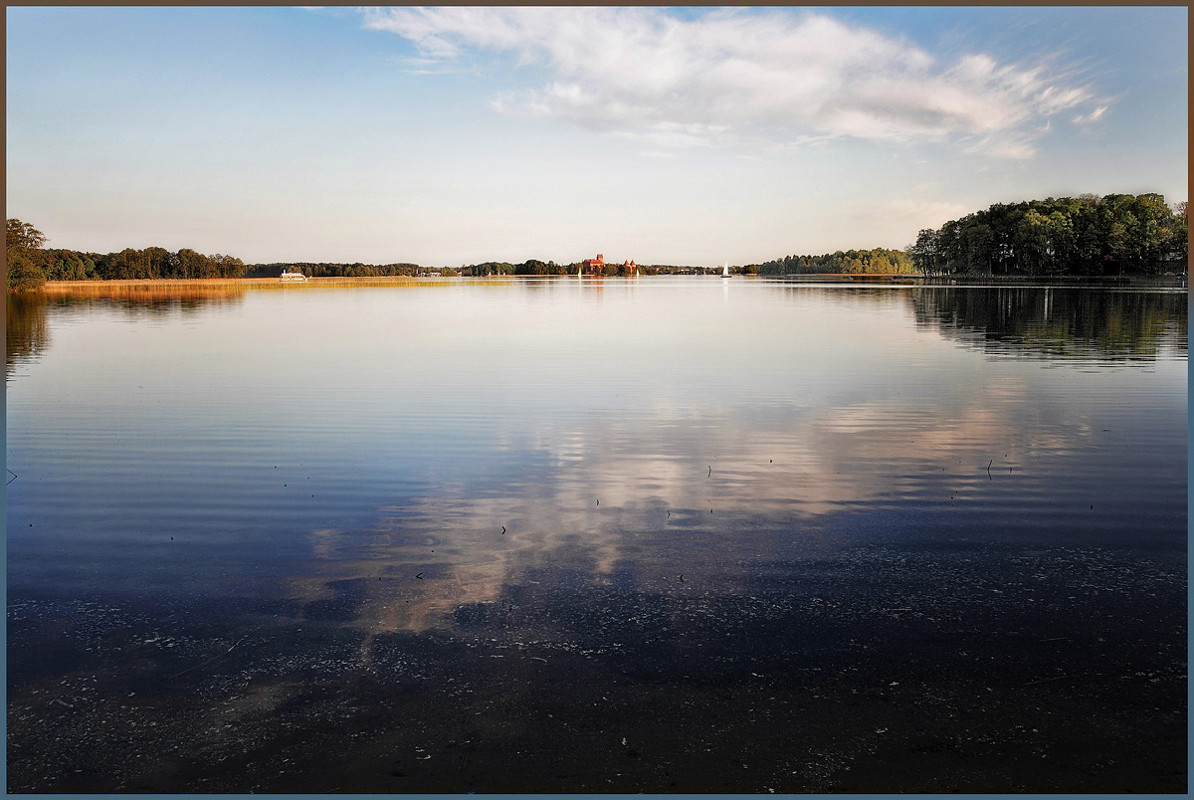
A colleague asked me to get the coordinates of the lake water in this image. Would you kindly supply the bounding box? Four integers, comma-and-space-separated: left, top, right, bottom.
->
5, 278, 1188, 792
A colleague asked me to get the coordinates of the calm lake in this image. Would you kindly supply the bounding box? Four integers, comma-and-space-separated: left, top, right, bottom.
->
5, 277, 1188, 792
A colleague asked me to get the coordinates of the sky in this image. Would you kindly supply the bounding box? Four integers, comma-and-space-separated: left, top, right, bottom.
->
5, 6, 1188, 268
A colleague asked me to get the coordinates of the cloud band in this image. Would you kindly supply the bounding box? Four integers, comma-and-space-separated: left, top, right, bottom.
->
366, 7, 1102, 158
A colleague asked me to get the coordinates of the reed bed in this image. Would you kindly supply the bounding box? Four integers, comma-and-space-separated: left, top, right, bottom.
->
40, 279, 253, 301
39, 276, 453, 300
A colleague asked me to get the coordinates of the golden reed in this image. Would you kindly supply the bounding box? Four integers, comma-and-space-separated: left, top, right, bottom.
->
39, 276, 442, 300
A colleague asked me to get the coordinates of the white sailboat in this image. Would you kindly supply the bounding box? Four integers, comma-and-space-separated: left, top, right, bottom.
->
721, 262, 731, 278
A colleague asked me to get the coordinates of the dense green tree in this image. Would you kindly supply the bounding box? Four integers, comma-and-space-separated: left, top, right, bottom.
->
7, 219, 46, 251
1015, 210, 1054, 275
6, 250, 45, 292
213, 254, 245, 278
1170, 201, 1188, 270
6, 219, 47, 292
514, 259, 561, 275
43, 249, 99, 280
915, 194, 1186, 277
961, 220, 996, 274
907, 229, 938, 274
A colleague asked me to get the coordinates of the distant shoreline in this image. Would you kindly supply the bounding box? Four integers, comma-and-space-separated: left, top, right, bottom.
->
35, 272, 1188, 294
38, 276, 425, 294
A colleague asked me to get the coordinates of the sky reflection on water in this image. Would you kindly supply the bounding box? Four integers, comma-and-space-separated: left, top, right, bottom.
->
9, 280, 1183, 628
4, 279, 1187, 792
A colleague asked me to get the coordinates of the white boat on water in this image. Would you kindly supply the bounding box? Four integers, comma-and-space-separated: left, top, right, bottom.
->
721, 262, 731, 278
280, 270, 307, 282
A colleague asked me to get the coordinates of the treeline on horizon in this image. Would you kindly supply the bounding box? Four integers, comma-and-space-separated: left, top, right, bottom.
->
5, 223, 248, 288
6, 218, 721, 291
244, 259, 707, 277
245, 262, 422, 278
456, 260, 707, 276
907, 193, 1188, 277
751, 247, 915, 276
7, 191, 1189, 291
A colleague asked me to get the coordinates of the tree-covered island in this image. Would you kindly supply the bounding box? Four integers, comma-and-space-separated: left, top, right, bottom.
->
7, 192, 1187, 292
749, 247, 915, 276
907, 193, 1187, 277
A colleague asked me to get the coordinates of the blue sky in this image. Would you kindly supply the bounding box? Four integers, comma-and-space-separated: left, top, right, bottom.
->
6, 6, 1187, 267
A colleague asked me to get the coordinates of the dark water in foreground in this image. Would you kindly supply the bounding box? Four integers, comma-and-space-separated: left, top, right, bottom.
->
6, 279, 1188, 792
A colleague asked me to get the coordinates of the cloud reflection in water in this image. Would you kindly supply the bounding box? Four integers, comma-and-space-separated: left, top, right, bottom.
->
292, 368, 1121, 635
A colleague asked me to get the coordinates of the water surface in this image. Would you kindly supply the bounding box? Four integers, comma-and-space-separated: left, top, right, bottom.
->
6, 279, 1187, 792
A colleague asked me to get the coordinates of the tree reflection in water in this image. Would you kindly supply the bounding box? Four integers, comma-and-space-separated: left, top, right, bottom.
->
911, 285, 1187, 361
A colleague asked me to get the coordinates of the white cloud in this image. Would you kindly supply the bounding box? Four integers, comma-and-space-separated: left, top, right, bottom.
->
363, 7, 1107, 158
1072, 105, 1109, 125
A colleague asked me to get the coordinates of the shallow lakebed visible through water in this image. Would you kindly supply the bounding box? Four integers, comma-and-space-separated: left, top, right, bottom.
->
6, 278, 1188, 792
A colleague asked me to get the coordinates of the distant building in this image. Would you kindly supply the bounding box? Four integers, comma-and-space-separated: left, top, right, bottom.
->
580, 254, 637, 275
